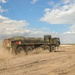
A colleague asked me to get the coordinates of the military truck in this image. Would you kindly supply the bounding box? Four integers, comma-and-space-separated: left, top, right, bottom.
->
3, 35, 60, 55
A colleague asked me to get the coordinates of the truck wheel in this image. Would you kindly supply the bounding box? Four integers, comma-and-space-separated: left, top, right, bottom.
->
50, 45, 56, 52
25, 46, 32, 54
15, 46, 26, 55
45, 45, 50, 50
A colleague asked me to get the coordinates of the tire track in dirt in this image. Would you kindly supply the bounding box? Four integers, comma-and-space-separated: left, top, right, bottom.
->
0, 54, 70, 75
0, 45, 75, 75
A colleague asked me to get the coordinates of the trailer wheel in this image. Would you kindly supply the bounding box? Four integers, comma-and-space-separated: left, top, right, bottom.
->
50, 45, 56, 52
15, 46, 26, 55
25, 46, 32, 54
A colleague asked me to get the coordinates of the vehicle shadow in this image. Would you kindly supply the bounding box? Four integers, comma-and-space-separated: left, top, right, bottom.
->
54, 50, 66, 52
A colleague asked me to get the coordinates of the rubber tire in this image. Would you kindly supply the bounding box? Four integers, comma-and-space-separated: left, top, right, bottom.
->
25, 46, 32, 54
45, 45, 50, 50
15, 46, 26, 55
50, 45, 56, 52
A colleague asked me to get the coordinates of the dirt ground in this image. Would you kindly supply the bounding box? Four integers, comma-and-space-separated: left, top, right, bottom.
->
0, 45, 75, 75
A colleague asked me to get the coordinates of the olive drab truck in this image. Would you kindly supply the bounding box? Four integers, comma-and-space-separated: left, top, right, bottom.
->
3, 35, 60, 55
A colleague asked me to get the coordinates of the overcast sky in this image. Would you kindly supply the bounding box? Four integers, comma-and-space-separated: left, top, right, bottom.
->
0, 0, 75, 44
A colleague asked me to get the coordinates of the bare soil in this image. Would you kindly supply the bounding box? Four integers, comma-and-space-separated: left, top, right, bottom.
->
0, 45, 75, 75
